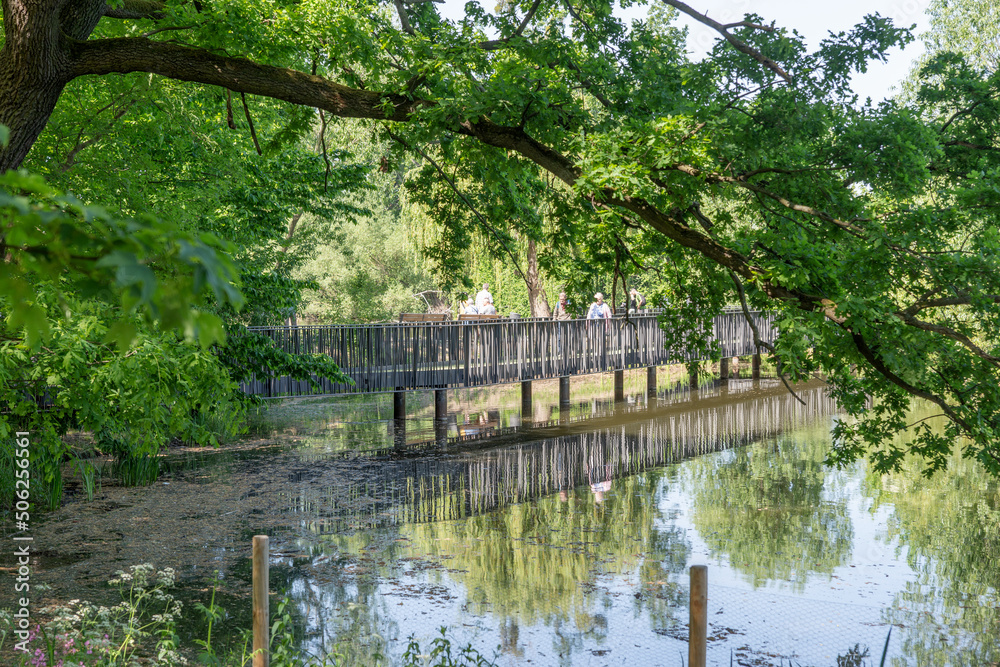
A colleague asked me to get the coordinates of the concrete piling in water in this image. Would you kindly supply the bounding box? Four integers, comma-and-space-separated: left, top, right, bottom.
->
393, 390, 406, 421
646, 366, 657, 396
559, 376, 570, 405
434, 388, 447, 422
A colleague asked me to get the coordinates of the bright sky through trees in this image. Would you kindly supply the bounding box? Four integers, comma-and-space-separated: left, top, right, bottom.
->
440, 0, 931, 102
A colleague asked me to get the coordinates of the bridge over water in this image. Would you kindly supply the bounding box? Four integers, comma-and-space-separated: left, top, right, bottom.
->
243, 309, 776, 419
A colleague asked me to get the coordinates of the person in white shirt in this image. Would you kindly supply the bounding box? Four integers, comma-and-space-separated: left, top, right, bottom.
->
475, 283, 493, 309
587, 293, 611, 320
480, 297, 497, 315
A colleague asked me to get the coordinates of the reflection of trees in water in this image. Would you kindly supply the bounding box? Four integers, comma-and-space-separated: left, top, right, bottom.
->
400, 471, 686, 656
686, 422, 854, 590
279, 481, 686, 663
269, 385, 840, 662
279, 546, 400, 662
282, 385, 838, 535
866, 429, 1000, 666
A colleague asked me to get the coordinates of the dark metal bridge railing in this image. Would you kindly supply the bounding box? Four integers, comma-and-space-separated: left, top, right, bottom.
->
240, 310, 776, 398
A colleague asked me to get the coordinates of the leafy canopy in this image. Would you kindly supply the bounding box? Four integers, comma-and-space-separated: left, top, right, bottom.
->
3, 0, 1000, 475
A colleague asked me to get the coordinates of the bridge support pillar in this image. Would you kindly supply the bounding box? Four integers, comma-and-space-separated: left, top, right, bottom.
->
435, 420, 449, 447
719, 357, 730, 381
647, 366, 657, 397
614, 370, 624, 402
752, 353, 761, 380
521, 380, 532, 417
393, 390, 406, 421
391, 418, 406, 449
434, 389, 447, 422
559, 376, 571, 406
689, 365, 699, 390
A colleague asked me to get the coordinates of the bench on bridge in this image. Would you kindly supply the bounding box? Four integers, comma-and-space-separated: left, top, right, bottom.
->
399, 313, 451, 323
458, 313, 502, 322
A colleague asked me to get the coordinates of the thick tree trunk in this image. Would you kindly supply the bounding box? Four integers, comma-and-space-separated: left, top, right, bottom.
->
0, 58, 70, 171
0, 0, 77, 171
526, 238, 551, 317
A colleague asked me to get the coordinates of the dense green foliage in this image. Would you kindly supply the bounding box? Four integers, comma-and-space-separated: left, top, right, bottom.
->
0, 160, 248, 506
3, 0, 1000, 479
1, 80, 359, 503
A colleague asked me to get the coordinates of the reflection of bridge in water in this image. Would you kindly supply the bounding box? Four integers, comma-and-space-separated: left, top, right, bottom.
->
288, 380, 836, 533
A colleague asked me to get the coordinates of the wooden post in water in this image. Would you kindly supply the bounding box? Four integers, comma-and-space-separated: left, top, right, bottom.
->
689, 565, 707, 667
559, 376, 570, 406
613, 370, 624, 402
752, 353, 761, 380
688, 365, 699, 390
719, 357, 729, 381
646, 366, 657, 396
252, 535, 269, 667
434, 389, 447, 422
521, 380, 532, 416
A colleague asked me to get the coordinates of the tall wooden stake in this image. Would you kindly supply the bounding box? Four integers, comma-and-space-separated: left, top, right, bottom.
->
689, 565, 707, 667
253, 535, 269, 667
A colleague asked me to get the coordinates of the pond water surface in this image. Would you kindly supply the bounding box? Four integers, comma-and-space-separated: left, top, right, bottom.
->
17, 372, 1000, 665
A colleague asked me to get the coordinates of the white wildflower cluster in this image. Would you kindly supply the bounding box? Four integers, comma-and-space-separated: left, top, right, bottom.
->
109, 563, 158, 589
1, 564, 190, 667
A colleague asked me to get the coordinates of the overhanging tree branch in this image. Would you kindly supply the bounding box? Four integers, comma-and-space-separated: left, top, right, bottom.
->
392, 0, 414, 35
69, 37, 427, 122
659, 0, 793, 84
900, 294, 1000, 315
729, 269, 806, 404
480, 0, 543, 50
850, 331, 970, 432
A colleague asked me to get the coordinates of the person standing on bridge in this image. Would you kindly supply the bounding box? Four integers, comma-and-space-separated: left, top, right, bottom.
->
587, 293, 612, 352
587, 293, 611, 321
554, 292, 571, 353
628, 288, 646, 313
553, 292, 571, 321
475, 283, 493, 310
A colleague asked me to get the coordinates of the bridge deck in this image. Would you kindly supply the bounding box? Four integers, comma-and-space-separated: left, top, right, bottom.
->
241, 310, 775, 397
